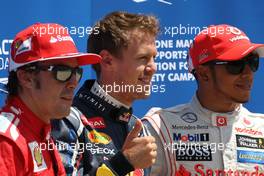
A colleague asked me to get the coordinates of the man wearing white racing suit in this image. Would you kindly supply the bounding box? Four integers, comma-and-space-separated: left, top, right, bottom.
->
143, 24, 264, 176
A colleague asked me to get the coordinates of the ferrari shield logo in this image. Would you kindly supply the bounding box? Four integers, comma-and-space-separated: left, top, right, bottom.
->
28, 141, 47, 172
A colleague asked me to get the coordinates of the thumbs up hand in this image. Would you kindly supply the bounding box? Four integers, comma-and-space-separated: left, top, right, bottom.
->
122, 119, 157, 169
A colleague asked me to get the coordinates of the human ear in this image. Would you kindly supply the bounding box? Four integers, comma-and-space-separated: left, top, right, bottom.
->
99, 50, 115, 71
195, 65, 211, 82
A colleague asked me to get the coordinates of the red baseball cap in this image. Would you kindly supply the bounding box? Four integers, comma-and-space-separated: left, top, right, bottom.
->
9, 23, 101, 71
188, 24, 264, 72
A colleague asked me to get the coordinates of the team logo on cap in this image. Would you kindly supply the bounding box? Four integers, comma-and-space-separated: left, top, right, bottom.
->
49, 35, 74, 43
198, 49, 209, 62
49, 36, 57, 43
14, 38, 32, 57
229, 27, 242, 35
14, 40, 22, 49
228, 27, 249, 42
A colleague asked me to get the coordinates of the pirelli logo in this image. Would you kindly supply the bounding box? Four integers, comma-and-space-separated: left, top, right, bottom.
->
236, 135, 264, 149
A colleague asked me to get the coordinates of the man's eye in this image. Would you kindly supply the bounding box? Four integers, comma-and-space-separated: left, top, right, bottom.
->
139, 57, 148, 60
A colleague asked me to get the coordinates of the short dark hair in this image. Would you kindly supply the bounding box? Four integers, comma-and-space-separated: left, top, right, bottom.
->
6, 71, 19, 98
87, 11, 160, 78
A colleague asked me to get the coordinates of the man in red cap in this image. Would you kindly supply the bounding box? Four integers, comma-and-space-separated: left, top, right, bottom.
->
143, 24, 264, 175
0, 23, 101, 175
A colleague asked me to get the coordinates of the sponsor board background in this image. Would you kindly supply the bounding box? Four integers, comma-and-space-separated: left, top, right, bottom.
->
1, 0, 264, 117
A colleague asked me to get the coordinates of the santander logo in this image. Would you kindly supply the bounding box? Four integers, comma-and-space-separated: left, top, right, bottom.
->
49, 35, 74, 43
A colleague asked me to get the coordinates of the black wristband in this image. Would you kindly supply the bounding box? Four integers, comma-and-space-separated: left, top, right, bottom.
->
107, 151, 135, 176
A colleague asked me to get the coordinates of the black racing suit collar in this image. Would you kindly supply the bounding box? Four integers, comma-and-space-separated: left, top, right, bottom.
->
73, 80, 133, 123
91, 80, 130, 109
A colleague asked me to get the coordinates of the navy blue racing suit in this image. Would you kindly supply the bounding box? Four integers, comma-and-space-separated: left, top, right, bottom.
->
52, 80, 148, 176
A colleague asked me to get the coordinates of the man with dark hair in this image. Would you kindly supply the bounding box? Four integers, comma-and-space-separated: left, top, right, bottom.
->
52, 11, 159, 175
0, 23, 101, 175
143, 24, 264, 175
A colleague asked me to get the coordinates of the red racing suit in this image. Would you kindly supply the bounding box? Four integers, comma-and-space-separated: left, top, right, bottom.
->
0, 97, 66, 176
143, 95, 264, 176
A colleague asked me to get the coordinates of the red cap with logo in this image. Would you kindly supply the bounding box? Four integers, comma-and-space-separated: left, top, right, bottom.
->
9, 23, 101, 71
188, 24, 264, 72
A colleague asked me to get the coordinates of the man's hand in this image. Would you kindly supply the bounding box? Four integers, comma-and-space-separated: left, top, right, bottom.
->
122, 119, 157, 169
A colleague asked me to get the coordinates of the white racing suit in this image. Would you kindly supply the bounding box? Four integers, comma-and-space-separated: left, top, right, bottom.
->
143, 95, 264, 176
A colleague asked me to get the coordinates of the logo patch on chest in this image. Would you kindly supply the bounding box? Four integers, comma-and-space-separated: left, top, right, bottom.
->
28, 141, 47, 172
237, 150, 264, 164
87, 130, 112, 144
236, 135, 264, 149
175, 144, 212, 161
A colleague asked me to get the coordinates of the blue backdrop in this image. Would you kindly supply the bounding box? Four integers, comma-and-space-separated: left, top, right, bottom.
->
1, 0, 264, 117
